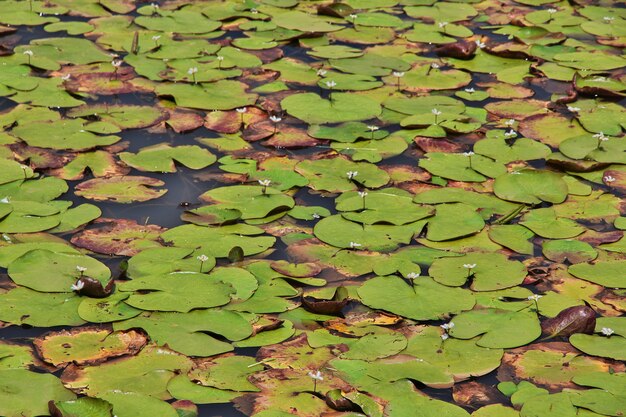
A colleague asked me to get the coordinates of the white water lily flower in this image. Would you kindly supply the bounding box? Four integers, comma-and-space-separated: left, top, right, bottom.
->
308, 370, 324, 381
475, 40, 486, 48
357, 191, 368, 198
463, 263, 477, 269
346, 171, 358, 179
463, 151, 474, 157
604, 175, 616, 183
603, 16, 615, 22
441, 333, 449, 341
601, 327, 614, 336
438, 21, 449, 28
76, 266, 87, 273
547, 8, 557, 13
197, 254, 209, 262
258, 179, 271, 187
61, 74, 71, 81
504, 119, 515, 126
70, 280, 85, 292
431, 63, 440, 69
527, 294, 542, 301
407, 272, 420, 280
325, 80, 336, 88
235, 107, 247, 113
269, 115, 282, 123
216, 55, 224, 61
349, 14, 357, 20
317, 69, 327, 77
187, 67, 198, 74
112, 60, 123, 67
152, 35, 161, 41
504, 130, 517, 138
392, 71, 405, 77
367, 125, 379, 131
464, 88, 475, 93
23, 50, 33, 56
349, 242, 362, 249
312, 213, 320, 219
440, 322, 455, 330
567, 106, 580, 112
593, 132, 608, 141
431, 108, 442, 116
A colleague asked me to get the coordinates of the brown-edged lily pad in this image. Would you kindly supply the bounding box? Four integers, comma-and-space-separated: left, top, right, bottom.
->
74, 176, 167, 203
70, 218, 165, 256
34, 328, 147, 367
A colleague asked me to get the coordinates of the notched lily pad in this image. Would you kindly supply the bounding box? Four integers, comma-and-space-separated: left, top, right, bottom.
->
75, 176, 167, 203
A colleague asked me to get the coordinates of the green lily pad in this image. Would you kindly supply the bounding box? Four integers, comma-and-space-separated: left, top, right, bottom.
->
156, 80, 257, 111
429, 253, 526, 291
542, 240, 597, 264
281, 92, 381, 124
295, 157, 389, 192
0, 287, 84, 327
0, 369, 76, 417
8, 249, 110, 292
449, 308, 541, 348
426, 203, 485, 242
120, 143, 216, 173
520, 207, 585, 239
494, 170, 568, 205
568, 260, 626, 288
113, 310, 252, 357
358, 275, 476, 320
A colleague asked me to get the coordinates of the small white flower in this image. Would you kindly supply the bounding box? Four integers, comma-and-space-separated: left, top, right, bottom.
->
547, 8, 557, 13
312, 213, 320, 219
463, 263, 476, 269
464, 88, 475, 93
250, 8, 258, 14
111, 59, 123, 67
150, 2, 159, 8
431, 63, 440, 69
197, 254, 209, 262
70, 280, 85, 292
440, 321, 455, 330
269, 115, 282, 123
346, 171, 358, 179
504, 119, 515, 127
325, 80, 336, 88
61, 74, 71, 81
217, 56, 224, 61
152, 35, 161, 41
76, 266, 87, 273
475, 40, 486, 48
187, 67, 198, 75
527, 294, 542, 301
23, 50, 33, 56
567, 106, 581, 112
358, 191, 368, 198
431, 108, 442, 116
511, 171, 522, 175
392, 71, 405, 77
603, 16, 615, 22
441, 333, 449, 341
236, 107, 247, 113
593, 132, 608, 141
367, 125, 379, 132
504, 130, 517, 138
407, 272, 420, 280
349, 14, 357, 20
349, 242, 362, 248
601, 327, 614, 336
604, 175, 616, 183
317, 69, 327, 76
592, 76, 608, 82
308, 370, 324, 381
438, 21, 449, 28
463, 151, 474, 157
258, 179, 271, 187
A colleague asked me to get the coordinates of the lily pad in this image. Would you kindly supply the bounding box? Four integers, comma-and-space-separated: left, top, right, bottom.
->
75, 176, 167, 203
